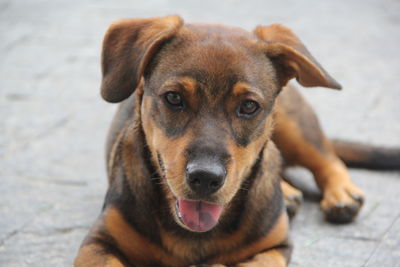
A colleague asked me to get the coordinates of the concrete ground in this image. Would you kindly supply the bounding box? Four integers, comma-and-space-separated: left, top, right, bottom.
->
1, 0, 399, 266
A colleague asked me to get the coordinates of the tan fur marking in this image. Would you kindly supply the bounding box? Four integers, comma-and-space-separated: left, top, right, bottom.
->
280, 180, 301, 197
219, 120, 272, 204
159, 211, 252, 261
141, 95, 193, 188
235, 249, 286, 267
75, 235, 128, 267
232, 82, 264, 99
105, 207, 184, 267
161, 77, 198, 97
106, 258, 126, 267
273, 101, 334, 170
211, 213, 288, 265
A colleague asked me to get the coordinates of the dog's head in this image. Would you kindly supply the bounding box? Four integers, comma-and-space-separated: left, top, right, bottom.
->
101, 16, 340, 232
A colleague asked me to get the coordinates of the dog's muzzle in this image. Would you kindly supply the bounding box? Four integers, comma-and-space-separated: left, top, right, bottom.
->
173, 160, 227, 232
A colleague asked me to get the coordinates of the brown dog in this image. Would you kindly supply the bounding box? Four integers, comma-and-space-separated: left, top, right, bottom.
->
75, 15, 398, 266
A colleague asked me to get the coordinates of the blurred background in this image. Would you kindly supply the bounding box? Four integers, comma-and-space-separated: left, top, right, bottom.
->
0, 0, 399, 266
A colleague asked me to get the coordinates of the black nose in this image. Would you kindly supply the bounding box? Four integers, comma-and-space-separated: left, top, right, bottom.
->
186, 162, 226, 196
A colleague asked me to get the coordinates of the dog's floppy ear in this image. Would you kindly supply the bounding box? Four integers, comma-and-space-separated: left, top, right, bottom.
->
101, 16, 183, 103
254, 24, 341, 89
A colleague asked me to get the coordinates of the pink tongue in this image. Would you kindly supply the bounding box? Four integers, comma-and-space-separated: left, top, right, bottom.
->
178, 199, 223, 232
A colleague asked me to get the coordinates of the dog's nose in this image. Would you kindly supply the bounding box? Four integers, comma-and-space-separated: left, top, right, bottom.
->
186, 162, 226, 196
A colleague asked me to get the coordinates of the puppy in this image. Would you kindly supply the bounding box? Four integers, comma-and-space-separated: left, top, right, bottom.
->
75, 15, 399, 267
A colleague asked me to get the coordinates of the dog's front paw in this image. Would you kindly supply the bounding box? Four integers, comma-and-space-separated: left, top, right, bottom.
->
285, 192, 303, 219
320, 183, 364, 223
281, 180, 303, 219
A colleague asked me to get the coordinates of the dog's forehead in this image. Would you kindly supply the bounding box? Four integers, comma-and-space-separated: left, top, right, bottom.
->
184, 23, 257, 41
175, 23, 264, 66
148, 23, 277, 95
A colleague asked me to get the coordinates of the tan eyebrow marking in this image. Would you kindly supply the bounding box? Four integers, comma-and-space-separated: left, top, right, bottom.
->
161, 76, 197, 96
160, 76, 200, 110
178, 76, 197, 95
232, 82, 264, 100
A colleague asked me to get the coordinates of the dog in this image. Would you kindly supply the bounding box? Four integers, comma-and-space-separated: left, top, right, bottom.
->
75, 15, 400, 266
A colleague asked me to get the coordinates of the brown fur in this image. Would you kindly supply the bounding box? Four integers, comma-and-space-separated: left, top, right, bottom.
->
75, 15, 371, 266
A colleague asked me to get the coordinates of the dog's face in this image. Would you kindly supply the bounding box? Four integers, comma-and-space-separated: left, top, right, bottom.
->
141, 25, 278, 231
100, 16, 340, 232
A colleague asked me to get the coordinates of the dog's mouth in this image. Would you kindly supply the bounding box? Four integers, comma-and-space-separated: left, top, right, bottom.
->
175, 199, 224, 232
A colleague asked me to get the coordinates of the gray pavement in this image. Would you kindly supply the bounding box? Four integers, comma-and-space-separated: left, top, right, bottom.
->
1, 0, 399, 266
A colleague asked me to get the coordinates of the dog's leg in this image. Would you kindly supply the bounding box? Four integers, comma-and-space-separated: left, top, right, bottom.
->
273, 86, 364, 223
197, 244, 291, 267
75, 243, 127, 267
75, 216, 130, 267
233, 247, 291, 267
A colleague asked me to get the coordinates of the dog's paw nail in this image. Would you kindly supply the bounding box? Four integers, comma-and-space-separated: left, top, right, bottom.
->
286, 193, 303, 203
293, 194, 303, 204
324, 202, 361, 224
285, 195, 303, 219
352, 194, 364, 204
286, 195, 293, 201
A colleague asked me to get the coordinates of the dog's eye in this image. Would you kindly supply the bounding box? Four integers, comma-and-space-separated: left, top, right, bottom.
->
238, 100, 260, 117
164, 92, 184, 109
